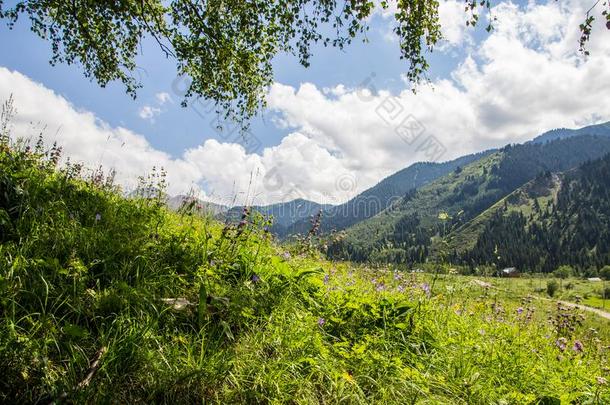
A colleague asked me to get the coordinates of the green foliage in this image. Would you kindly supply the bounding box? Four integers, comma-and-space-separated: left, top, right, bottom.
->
600, 265, 610, 280
547, 280, 560, 297
554, 265, 574, 279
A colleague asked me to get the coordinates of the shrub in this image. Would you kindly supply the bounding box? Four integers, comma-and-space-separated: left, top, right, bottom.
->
553, 265, 573, 279
547, 280, 559, 297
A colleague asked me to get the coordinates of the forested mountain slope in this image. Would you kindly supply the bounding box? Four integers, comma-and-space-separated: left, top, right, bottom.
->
329, 135, 610, 265
459, 153, 610, 272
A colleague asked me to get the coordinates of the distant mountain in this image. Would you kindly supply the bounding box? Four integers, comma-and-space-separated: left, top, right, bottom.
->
282, 151, 493, 237
530, 121, 610, 144
328, 134, 610, 264
167, 195, 229, 216
226, 199, 332, 235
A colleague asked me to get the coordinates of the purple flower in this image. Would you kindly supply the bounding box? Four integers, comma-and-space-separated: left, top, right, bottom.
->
421, 283, 431, 297
516, 307, 524, 315
397, 285, 405, 293
95, 213, 101, 222
394, 272, 402, 281
251, 274, 260, 283
376, 283, 385, 292
572, 340, 584, 353
282, 252, 291, 260
323, 274, 330, 284
555, 337, 567, 352
317, 317, 326, 327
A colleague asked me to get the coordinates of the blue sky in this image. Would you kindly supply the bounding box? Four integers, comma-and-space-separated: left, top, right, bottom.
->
1, 0, 609, 205
0, 4, 472, 155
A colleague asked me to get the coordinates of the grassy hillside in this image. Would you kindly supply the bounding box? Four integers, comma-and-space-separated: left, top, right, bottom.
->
1, 140, 609, 403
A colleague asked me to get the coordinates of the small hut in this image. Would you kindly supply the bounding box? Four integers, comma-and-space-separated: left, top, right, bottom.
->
499, 267, 520, 278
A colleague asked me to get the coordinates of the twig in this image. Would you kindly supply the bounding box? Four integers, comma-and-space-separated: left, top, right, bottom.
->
76, 346, 107, 390
53, 346, 107, 403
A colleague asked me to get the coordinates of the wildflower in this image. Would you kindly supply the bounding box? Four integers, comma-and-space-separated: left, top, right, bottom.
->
282, 252, 291, 260
394, 272, 402, 281
555, 337, 567, 352
572, 340, 584, 353
251, 274, 260, 283
421, 283, 431, 297
597, 376, 607, 385
210, 260, 216, 267
376, 283, 385, 292
397, 285, 405, 293
516, 307, 524, 315
323, 274, 330, 284
95, 213, 101, 222
317, 317, 326, 327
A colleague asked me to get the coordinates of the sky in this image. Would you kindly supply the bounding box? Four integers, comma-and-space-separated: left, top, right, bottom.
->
1, 0, 609, 207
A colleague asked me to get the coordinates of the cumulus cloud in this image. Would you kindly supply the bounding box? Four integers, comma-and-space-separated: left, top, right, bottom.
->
1, 0, 609, 206
0, 68, 352, 206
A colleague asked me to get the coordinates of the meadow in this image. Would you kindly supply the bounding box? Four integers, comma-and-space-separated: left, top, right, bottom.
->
1, 138, 609, 404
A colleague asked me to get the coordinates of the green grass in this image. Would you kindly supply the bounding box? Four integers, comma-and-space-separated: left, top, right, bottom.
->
1, 140, 610, 403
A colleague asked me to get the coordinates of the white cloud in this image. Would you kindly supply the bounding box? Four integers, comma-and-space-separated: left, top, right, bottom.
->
138, 105, 161, 121
1, 0, 609, 206
155, 92, 172, 105
438, 0, 472, 47
139, 92, 172, 122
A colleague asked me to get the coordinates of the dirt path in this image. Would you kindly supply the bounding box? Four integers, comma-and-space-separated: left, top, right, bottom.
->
535, 296, 610, 321
470, 278, 610, 321
554, 299, 610, 321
